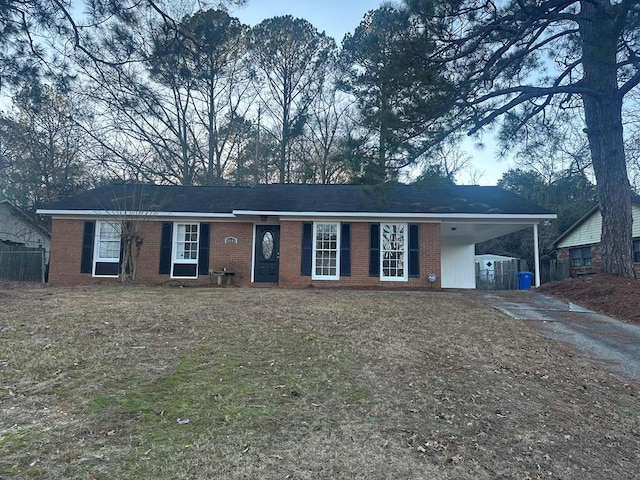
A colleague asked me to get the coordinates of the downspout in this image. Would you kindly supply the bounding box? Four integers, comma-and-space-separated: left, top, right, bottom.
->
533, 223, 541, 288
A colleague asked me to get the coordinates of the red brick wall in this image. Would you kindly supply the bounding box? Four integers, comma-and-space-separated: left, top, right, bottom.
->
279, 221, 302, 284
557, 243, 640, 277
48, 219, 86, 285
209, 223, 254, 285
556, 244, 602, 277
49, 219, 442, 288
421, 223, 441, 287
48, 219, 255, 286
133, 221, 162, 284
278, 221, 441, 289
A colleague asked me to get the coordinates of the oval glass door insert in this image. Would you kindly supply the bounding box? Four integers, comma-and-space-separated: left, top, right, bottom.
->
262, 231, 274, 260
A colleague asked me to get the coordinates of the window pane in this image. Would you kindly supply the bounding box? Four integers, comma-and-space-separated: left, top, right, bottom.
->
262, 232, 274, 260
313, 223, 339, 278
99, 241, 120, 259
381, 224, 406, 278
570, 247, 591, 268
100, 223, 120, 240
98, 222, 121, 260
175, 223, 199, 263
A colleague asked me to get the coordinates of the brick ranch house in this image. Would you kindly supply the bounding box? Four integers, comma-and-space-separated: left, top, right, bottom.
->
37, 183, 556, 289
553, 197, 640, 277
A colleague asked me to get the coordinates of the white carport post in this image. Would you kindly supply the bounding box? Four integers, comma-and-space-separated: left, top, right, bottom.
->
533, 223, 541, 288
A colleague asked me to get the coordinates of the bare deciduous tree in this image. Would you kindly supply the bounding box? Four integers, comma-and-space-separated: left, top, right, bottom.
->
250, 16, 335, 183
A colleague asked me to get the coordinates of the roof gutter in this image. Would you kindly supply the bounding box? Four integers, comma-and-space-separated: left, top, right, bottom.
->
232, 210, 557, 221
36, 209, 236, 218
36, 208, 556, 222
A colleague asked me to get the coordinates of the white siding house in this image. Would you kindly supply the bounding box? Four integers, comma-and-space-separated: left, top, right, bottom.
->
556, 204, 640, 249
0, 199, 51, 261
553, 200, 640, 276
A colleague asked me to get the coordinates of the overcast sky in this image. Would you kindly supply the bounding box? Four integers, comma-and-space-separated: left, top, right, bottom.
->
230, 0, 510, 185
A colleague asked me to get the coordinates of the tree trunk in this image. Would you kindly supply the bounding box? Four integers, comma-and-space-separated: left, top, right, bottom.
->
279, 129, 287, 183
207, 77, 217, 185
280, 76, 291, 184
121, 239, 131, 281
580, 0, 635, 278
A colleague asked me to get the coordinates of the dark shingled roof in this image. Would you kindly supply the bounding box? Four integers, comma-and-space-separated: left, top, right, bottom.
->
42, 184, 251, 214
41, 183, 555, 216
246, 184, 553, 215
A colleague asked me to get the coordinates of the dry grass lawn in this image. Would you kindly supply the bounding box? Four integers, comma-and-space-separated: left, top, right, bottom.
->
1, 284, 639, 479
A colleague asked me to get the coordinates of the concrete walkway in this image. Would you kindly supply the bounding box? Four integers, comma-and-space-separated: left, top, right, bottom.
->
480, 291, 640, 381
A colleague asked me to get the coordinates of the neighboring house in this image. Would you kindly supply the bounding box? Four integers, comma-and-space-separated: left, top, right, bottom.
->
0, 199, 51, 260
553, 197, 640, 277
37, 184, 555, 289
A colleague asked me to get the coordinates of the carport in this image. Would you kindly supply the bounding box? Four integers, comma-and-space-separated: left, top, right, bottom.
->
440, 219, 547, 289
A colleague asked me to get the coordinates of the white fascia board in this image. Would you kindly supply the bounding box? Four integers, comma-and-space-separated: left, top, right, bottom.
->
232, 210, 556, 221
437, 214, 557, 223
37, 208, 557, 223
36, 209, 236, 219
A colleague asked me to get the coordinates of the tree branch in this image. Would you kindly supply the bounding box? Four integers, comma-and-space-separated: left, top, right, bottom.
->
619, 70, 640, 98
466, 82, 597, 134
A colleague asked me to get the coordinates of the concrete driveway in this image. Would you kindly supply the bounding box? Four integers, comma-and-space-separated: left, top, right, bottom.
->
479, 290, 640, 381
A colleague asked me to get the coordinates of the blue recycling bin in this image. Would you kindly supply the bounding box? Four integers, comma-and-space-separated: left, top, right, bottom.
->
517, 272, 533, 290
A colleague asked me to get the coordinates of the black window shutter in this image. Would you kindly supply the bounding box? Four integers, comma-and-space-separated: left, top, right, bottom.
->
159, 222, 173, 275
198, 223, 210, 275
369, 223, 380, 276
80, 221, 95, 274
301, 222, 313, 276
409, 224, 420, 277
340, 223, 351, 277
120, 221, 130, 276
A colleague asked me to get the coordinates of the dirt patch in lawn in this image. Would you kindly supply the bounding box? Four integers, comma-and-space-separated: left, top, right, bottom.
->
1, 284, 639, 479
541, 274, 640, 324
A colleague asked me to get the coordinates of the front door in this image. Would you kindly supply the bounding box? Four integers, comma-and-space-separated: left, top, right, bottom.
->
254, 225, 280, 283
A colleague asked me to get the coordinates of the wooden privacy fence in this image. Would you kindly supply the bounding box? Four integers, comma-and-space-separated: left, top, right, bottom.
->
0, 243, 47, 282
549, 259, 571, 282
475, 259, 529, 290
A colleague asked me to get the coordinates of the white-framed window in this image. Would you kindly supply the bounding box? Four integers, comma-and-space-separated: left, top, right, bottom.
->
380, 223, 407, 281
172, 222, 199, 278
570, 246, 592, 267
93, 221, 121, 277
312, 222, 340, 280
